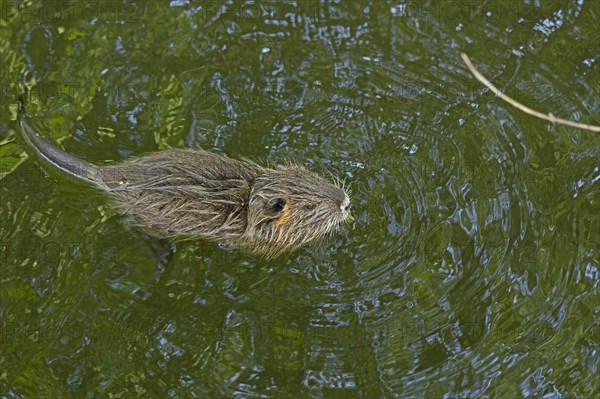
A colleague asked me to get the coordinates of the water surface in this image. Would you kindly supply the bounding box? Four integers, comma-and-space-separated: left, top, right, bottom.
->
1, 1, 599, 398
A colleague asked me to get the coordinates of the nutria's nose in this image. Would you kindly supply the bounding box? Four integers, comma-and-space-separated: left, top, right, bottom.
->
340, 195, 351, 215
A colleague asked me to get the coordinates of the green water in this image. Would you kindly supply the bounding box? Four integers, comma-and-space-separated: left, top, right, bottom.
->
1, 1, 599, 397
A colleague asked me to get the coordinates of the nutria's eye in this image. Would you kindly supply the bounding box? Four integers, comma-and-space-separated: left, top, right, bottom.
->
266, 198, 286, 215
304, 203, 316, 210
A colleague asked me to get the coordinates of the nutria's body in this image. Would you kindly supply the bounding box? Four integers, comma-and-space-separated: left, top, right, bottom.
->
18, 111, 351, 257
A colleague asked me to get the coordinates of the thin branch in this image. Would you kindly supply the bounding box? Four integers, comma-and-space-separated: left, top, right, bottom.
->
461, 53, 600, 133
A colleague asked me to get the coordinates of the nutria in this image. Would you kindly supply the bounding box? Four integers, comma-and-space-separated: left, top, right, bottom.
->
17, 108, 351, 258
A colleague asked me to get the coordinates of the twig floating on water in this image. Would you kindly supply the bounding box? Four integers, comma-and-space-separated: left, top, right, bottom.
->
461, 53, 600, 133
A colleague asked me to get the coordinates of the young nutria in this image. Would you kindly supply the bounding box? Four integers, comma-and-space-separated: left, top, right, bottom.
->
17, 108, 351, 258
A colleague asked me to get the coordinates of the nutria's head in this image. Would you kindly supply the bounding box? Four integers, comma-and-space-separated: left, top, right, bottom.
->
243, 166, 351, 256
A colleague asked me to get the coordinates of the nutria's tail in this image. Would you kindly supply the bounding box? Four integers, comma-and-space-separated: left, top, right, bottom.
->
17, 99, 105, 187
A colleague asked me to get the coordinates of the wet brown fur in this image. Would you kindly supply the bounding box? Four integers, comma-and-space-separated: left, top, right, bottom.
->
18, 113, 351, 258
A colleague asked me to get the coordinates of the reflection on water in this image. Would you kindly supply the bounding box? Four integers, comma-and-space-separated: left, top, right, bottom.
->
1, 0, 599, 397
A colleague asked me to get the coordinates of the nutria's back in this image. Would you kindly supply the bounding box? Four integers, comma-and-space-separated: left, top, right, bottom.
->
102, 149, 260, 240
19, 111, 351, 257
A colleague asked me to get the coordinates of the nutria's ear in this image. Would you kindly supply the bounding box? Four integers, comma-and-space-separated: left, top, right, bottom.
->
265, 197, 286, 215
